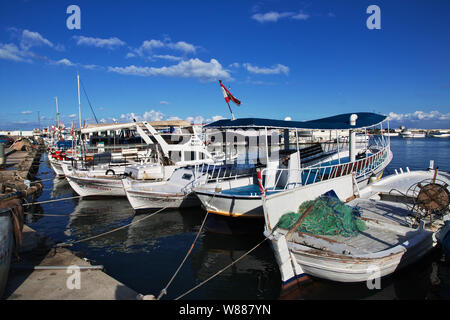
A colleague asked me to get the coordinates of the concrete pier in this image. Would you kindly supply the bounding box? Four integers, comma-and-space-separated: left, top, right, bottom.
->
3, 225, 139, 300
1, 137, 141, 300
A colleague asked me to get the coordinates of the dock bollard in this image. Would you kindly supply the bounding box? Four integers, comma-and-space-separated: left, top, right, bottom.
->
0, 143, 5, 167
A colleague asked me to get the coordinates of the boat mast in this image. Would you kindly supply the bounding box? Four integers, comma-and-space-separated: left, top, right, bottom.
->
77, 73, 82, 129
55, 96, 59, 128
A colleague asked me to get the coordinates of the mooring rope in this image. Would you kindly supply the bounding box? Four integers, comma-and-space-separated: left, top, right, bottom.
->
157, 186, 223, 300
22, 190, 114, 206
55, 205, 168, 248
157, 210, 209, 300
174, 237, 269, 300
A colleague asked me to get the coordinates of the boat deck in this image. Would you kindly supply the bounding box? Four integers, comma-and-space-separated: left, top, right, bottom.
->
283, 198, 422, 256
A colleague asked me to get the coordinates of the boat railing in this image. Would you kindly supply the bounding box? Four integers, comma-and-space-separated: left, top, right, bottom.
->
190, 163, 258, 185
261, 144, 391, 191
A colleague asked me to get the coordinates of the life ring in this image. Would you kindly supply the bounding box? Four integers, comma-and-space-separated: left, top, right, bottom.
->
105, 169, 115, 175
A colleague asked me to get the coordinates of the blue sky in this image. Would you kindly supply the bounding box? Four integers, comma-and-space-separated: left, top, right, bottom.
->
1, 0, 449, 130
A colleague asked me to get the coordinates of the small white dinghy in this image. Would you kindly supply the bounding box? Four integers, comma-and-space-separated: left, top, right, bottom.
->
122, 167, 209, 211
263, 168, 450, 292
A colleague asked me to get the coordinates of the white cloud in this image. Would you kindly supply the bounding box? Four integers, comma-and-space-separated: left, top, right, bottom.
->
166, 41, 196, 53
52, 58, 75, 66
119, 110, 165, 122
20, 29, 53, 50
108, 58, 231, 81
134, 39, 165, 56
82, 64, 102, 70
116, 111, 222, 125
69, 114, 77, 118
292, 12, 310, 20
251, 11, 293, 23
186, 115, 205, 124
133, 38, 196, 57
1, 29, 64, 63
243, 63, 289, 75
21, 110, 33, 114
153, 54, 183, 61
251, 10, 310, 23
388, 110, 450, 122
159, 101, 170, 105
212, 115, 226, 121
143, 110, 165, 121
74, 36, 126, 49
229, 62, 240, 68
0, 43, 32, 62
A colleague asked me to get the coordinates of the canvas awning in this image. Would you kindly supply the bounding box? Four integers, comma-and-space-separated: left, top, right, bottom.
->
204, 112, 387, 130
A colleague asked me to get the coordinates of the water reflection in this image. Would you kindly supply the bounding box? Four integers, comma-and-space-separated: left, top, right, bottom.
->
191, 231, 281, 299
67, 200, 203, 253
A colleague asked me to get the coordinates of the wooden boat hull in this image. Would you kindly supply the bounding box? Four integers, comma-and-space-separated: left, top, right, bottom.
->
263, 169, 450, 291
0, 211, 14, 297
195, 190, 263, 218
121, 168, 208, 210
124, 189, 200, 210
65, 175, 125, 197
287, 227, 434, 284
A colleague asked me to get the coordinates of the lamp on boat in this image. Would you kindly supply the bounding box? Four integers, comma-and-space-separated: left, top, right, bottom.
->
349, 114, 358, 162
349, 114, 358, 126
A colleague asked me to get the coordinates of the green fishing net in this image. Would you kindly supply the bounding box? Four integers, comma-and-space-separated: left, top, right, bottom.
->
278, 195, 366, 237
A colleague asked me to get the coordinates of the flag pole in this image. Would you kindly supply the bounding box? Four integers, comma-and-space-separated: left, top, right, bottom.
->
227, 101, 235, 121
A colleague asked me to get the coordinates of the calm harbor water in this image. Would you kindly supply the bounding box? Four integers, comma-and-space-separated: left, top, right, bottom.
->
27, 136, 450, 300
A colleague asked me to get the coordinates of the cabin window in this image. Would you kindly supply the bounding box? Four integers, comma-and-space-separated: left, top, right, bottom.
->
183, 151, 196, 161
182, 173, 193, 180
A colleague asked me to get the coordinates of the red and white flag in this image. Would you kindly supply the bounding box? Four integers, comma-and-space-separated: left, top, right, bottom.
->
219, 80, 241, 106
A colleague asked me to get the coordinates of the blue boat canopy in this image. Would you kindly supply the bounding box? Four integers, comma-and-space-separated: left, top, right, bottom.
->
204, 112, 387, 130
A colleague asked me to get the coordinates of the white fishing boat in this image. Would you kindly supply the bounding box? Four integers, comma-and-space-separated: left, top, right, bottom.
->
429, 130, 450, 138
262, 164, 450, 292
49, 157, 70, 177
122, 166, 207, 210
400, 130, 426, 138
382, 132, 399, 137
122, 163, 258, 211
65, 120, 219, 198
194, 113, 392, 219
